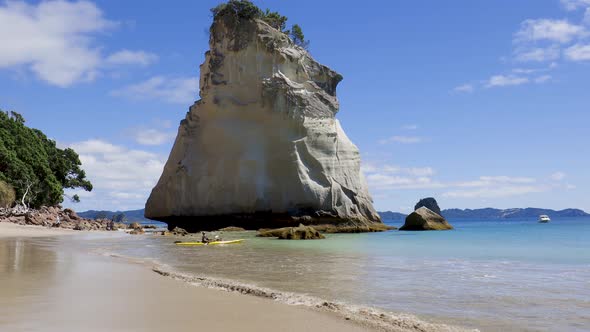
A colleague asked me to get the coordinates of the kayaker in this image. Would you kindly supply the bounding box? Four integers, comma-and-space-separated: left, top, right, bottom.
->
201, 232, 210, 244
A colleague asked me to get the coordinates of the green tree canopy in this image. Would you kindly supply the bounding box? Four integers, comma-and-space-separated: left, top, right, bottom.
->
0, 111, 92, 208
211, 1, 308, 48
290, 24, 309, 49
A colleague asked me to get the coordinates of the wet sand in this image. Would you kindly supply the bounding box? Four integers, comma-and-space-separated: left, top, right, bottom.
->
0, 222, 77, 238
0, 227, 375, 332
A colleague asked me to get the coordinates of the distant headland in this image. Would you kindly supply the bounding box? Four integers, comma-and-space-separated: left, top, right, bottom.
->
79, 207, 589, 223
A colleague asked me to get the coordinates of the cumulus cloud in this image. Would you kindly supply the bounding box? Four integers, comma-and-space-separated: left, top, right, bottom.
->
514, 19, 587, 44
134, 128, 175, 146
379, 136, 423, 144
111, 76, 198, 104
105, 50, 159, 66
534, 75, 552, 83
561, 0, 590, 11
564, 43, 590, 60
486, 75, 529, 87
363, 161, 557, 200
362, 163, 441, 190
550, 171, 567, 181
514, 45, 561, 62
442, 186, 546, 198
66, 139, 165, 210
453, 84, 474, 93
402, 124, 418, 130
0, 1, 157, 87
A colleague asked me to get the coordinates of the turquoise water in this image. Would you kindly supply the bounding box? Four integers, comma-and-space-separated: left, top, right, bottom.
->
84, 217, 590, 331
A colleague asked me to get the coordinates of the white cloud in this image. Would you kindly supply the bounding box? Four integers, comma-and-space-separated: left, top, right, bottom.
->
134, 128, 175, 146
514, 19, 587, 44
362, 163, 441, 190
534, 75, 552, 83
67, 139, 165, 210
453, 84, 474, 93
402, 124, 418, 130
0, 0, 113, 86
443, 176, 545, 198
111, 76, 198, 104
486, 75, 529, 87
442, 186, 546, 199
0, 1, 158, 87
379, 136, 423, 144
69, 139, 164, 190
105, 50, 159, 66
514, 46, 561, 62
564, 43, 590, 61
561, 0, 590, 11
456, 176, 536, 188
550, 171, 567, 181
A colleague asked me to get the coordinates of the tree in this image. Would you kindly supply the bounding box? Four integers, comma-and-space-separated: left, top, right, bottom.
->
290, 24, 309, 49
0, 110, 92, 208
262, 9, 287, 31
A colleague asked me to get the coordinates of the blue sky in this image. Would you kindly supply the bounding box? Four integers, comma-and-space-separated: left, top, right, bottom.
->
1, 0, 589, 213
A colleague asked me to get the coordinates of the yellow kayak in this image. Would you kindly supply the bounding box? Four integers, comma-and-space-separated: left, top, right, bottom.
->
175, 239, 244, 246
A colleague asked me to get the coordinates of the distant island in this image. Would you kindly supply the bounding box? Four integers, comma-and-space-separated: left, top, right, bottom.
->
381, 208, 589, 220
79, 207, 589, 223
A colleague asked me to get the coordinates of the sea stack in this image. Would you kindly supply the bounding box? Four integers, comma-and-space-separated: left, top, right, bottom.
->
145, 4, 381, 232
400, 197, 453, 231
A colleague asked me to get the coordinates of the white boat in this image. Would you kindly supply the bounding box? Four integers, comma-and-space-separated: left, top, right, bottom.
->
538, 215, 551, 223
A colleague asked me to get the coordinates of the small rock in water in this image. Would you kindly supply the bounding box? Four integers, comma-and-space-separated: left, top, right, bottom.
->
414, 197, 442, 216
400, 207, 453, 231
277, 224, 325, 240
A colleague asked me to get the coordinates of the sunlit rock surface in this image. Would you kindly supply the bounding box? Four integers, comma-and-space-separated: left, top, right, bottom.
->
145, 15, 380, 231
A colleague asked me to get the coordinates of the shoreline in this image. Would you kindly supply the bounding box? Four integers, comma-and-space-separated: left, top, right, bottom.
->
0, 222, 474, 332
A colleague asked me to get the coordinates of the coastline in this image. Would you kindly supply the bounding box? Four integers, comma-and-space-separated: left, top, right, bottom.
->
0, 225, 473, 332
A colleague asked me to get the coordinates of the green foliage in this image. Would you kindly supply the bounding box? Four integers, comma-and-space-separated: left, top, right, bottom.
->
0, 110, 92, 208
211, 0, 262, 20
0, 179, 15, 207
211, 0, 308, 45
262, 9, 287, 31
290, 24, 309, 49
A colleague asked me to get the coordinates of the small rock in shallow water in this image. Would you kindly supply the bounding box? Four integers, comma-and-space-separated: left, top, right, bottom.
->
400, 207, 453, 231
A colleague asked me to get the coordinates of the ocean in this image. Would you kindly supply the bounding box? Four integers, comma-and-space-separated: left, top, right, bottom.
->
79, 217, 590, 331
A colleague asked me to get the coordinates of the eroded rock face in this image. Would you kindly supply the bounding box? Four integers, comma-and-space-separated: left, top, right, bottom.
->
145, 15, 380, 232
400, 207, 453, 231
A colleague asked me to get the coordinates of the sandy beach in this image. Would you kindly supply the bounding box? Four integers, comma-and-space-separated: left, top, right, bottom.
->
0, 223, 378, 332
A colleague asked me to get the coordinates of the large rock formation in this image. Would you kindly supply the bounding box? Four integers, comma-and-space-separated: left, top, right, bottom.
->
145, 11, 381, 232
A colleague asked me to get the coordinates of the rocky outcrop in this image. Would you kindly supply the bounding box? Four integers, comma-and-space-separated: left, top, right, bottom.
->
145, 10, 380, 232
0, 206, 126, 231
258, 224, 325, 240
400, 207, 453, 231
414, 197, 442, 216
